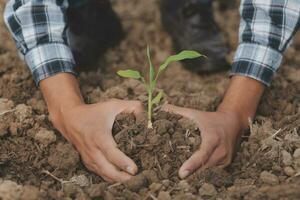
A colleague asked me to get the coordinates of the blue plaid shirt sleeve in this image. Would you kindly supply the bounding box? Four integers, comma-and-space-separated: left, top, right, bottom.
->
230, 0, 300, 86
4, 0, 77, 86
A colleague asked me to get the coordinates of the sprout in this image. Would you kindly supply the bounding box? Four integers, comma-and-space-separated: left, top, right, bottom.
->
117, 46, 205, 128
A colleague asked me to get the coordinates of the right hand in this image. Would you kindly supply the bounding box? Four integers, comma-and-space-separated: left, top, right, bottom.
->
50, 99, 143, 182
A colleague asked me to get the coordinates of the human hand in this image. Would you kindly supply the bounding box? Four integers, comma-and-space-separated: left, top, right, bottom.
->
51, 99, 143, 182
162, 104, 244, 179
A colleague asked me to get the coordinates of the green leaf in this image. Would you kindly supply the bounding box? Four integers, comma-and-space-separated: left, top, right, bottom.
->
151, 90, 164, 106
117, 70, 142, 79
158, 50, 204, 75
147, 45, 155, 90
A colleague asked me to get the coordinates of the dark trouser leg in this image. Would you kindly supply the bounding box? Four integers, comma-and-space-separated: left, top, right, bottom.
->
66, 0, 124, 69
160, 0, 230, 73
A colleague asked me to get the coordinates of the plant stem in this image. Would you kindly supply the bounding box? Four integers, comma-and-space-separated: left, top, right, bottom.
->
147, 89, 153, 129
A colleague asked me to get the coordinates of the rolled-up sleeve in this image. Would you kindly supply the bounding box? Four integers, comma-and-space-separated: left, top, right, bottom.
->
230, 0, 300, 86
4, 0, 77, 85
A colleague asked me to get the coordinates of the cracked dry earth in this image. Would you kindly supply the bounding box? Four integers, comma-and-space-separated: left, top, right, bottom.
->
0, 0, 300, 199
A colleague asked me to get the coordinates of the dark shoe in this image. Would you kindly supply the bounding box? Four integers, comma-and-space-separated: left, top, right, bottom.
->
160, 0, 230, 73
67, 0, 124, 69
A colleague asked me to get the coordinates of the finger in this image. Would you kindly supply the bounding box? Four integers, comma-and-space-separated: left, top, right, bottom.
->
113, 99, 144, 116
179, 133, 220, 179
92, 149, 132, 182
199, 147, 229, 170
97, 135, 138, 175
161, 104, 199, 121
80, 151, 114, 183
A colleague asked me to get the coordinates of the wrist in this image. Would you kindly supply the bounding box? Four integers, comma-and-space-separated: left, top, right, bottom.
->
217, 75, 265, 129
39, 73, 85, 122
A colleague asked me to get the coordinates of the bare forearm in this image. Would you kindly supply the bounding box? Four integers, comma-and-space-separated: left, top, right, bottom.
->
218, 76, 265, 129
39, 73, 84, 119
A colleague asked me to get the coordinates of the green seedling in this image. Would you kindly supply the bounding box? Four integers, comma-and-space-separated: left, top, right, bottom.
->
117, 46, 205, 129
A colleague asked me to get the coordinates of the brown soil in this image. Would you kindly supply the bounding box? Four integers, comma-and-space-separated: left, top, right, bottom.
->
0, 0, 300, 199
113, 112, 201, 181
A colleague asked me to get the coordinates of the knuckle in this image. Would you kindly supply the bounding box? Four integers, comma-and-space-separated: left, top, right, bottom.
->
95, 168, 110, 181
100, 144, 113, 155
101, 170, 112, 180
219, 148, 228, 160
135, 101, 143, 107
109, 98, 119, 104
218, 147, 232, 164
82, 159, 95, 171
48, 113, 58, 126
208, 127, 226, 145
86, 164, 95, 171
192, 151, 207, 166
222, 158, 232, 167
210, 133, 222, 145
68, 121, 85, 134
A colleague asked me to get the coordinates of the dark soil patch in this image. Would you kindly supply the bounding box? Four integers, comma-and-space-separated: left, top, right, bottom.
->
113, 111, 201, 180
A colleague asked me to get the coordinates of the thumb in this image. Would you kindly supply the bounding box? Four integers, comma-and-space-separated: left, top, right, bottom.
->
161, 104, 199, 121
112, 99, 144, 116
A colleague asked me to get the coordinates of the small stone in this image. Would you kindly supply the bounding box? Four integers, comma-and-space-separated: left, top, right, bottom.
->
0, 123, 8, 137
104, 191, 115, 200
260, 171, 279, 185
283, 166, 296, 177
26, 99, 46, 114
178, 180, 191, 192
293, 148, 300, 159
124, 173, 148, 192
283, 103, 293, 115
142, 170, 159, 184
20, 185, 41, 200
63, 182, 80, 197
149, 183, 162, 193
9, 122, 19, 136
15, 104, 32, 122
48, 143, 80, 170
0, 180, 23, 200
70, 175, 90, 187
158, 191, 171, 200
174, 193, 197, 200
153, 119, 174, 135
188, 137, 196, 143
0, 98, 14, 113
161, 179, 172, 188
281, 150, 293, 166
178, 117, 197, 130
199, 183, 217, 197
284, 133, 300, 143
294, 148, 300, 168
34, 128, 56, 146
196, 167, 233, 187
85, 183, 107, 198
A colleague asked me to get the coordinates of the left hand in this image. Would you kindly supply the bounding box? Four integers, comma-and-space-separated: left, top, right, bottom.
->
162, 104, 244, 179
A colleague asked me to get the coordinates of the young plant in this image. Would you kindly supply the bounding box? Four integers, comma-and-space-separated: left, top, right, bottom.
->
117, 46, 204, 129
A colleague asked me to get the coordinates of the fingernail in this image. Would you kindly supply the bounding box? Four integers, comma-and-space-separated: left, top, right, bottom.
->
180, 170, 190, 179
126, 166, 134, 175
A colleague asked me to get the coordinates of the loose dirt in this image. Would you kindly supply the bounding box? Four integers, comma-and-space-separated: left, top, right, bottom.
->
0, 0, 300, 199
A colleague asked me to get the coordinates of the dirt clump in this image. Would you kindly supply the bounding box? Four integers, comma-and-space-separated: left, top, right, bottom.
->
34, 128, 57, 146
198, 183, 217, 197
20, 185, 41, 200
0, 98, 14, 112
48, 142, 80, 171
0, 180, 23, 200
260, 171, 280, 185
113, 111, 201, 181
